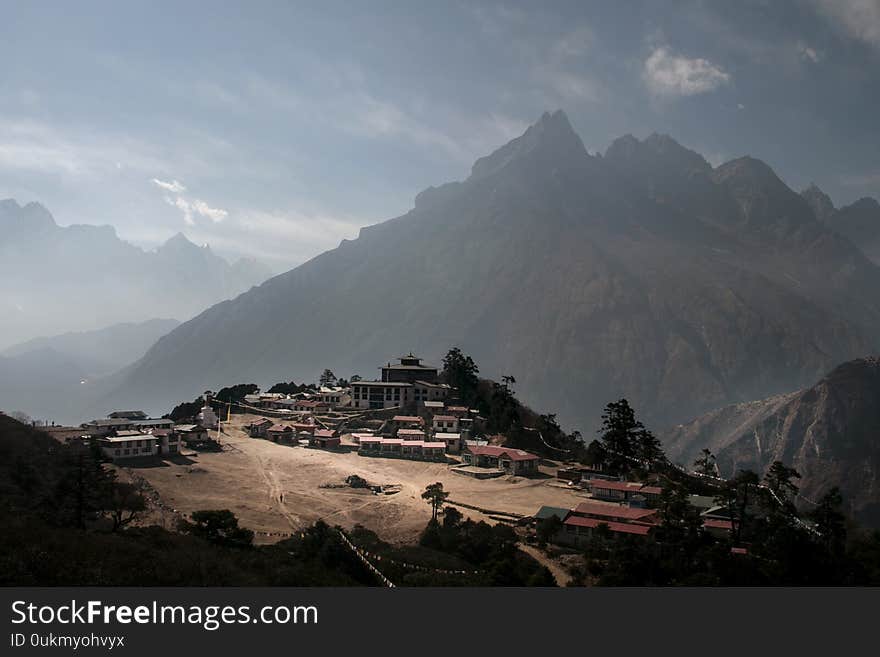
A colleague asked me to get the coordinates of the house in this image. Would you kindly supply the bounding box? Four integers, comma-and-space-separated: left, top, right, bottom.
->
248, 418, 273, 438
460, 445, 540, 475
174, 424, 209, 444
133, 418, 174, 431
560, 515, 654, 544
431, 415, 459, 433
108, 410, 148, 420
380, 353, 439, 384
318, 386, 352, 409
81, 418, 139, 436
586, 479, 663, 505
351, 381, 410, 410
445, 406, 470, 417
351, 353, 452, 410
397, 428, 426, 440
270, 398, 299, 412
98, 434, 158, 460
412, 380, 451, 406
310, 429, 341, 450
357, 437, 446, 461
390, 415, 425, 431
291, 422, 317, 435
570, 501, 659, 525
552, 501, 658, 546
294, 399, 329, 413
703, 518, 734, 539
150, 428, 179, 455
267, 424, 294, 442
420, 441, 446, 460
534, 506, 570, 523
434, 432, 462, 454
351, 432, 376, 443
358, 437, 384, 454
556, 465, 608, 484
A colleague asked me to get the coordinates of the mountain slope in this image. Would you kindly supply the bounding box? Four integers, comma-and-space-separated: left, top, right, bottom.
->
800, 185, 880, 265
0, 319, 180, 422
663, 358, 880, 527
105, 110, 880, 432
3, 318, 180, 376
0, 201, 272, 348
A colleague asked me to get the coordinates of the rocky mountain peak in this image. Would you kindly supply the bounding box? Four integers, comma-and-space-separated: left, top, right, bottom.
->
602, 133, 712, 198
801, 183, 836, 222
0, 198, 57, 233
847, 196, 880, 213
468, 109, 588, 181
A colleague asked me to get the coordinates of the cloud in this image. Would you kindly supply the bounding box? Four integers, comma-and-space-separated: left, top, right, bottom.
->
643, 47, 730, 97
155, 179, 226, 225
797, 42, 823, 63
151, 178, 187, 193
813, 0, 880, 49
192, 199, 228, 222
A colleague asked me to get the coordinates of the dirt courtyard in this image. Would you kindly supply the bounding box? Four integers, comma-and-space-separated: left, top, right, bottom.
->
127, 414, 591, 544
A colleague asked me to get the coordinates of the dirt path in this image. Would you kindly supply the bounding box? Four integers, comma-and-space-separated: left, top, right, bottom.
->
518, 543, 571, 587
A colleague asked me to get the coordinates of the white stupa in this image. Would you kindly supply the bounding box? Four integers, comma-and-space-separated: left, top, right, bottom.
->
198, 391, 219, 429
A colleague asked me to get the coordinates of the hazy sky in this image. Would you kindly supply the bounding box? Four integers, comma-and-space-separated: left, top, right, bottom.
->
2, 1, 879, 268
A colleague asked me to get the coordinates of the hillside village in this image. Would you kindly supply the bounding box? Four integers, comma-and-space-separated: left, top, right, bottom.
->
20, 347, 830, 582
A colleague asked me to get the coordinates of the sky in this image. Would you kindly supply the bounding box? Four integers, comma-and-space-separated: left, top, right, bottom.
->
1, 0, 879, 269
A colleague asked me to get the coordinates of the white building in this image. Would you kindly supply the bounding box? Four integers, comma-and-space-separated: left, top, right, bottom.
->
198, 403, 219, 429
98, 434, 158, 460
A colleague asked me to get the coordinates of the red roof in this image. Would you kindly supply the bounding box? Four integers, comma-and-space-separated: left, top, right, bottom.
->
398, 428, 425, 436
587, 479, 663, 495
313, 429, 335, 438
703, 519, 734, 530
564, 515, 652, 536
573, 502, 658, 523
432, 415, 457, 422
268, 424, 292, 432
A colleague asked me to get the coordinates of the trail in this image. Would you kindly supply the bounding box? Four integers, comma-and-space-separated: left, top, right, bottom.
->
518, 543, 570, 587
252, 452, 301, 528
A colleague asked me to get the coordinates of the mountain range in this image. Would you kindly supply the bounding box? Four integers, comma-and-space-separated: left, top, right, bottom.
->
0, 318, 179, 423
801, 184, 880, 264
0, 199, 273, 349
100, 110, 880, 435
663, 357, 880, 527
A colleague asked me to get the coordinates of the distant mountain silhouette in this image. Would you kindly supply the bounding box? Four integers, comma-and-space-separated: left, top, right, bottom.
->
104, 110, 880, 433
664, 357, 880, 528
801, 184, 880, 264
0, 318, 180, 422
0, 200, 273, 348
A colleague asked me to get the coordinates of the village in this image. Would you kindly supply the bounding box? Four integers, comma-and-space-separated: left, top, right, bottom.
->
34, 350, 744, 585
